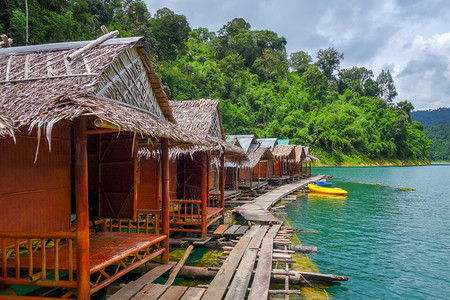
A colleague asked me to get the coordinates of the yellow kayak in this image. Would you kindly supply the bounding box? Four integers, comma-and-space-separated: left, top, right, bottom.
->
308, 184, 348, 195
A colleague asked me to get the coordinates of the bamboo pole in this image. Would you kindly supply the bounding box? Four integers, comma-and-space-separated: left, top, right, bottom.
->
67, 30, 119, 61
161, 138, 170, 262
165, 245, 194, 286
74, 117, 90, 300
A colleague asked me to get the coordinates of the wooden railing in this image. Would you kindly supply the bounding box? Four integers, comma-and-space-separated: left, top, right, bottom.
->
106, 211, 161, 234
169, 199, 202, 226
208, 193, 220, 208
0, 231, 77, 289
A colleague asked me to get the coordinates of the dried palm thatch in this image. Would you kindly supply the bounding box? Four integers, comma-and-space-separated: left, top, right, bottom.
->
0, 37, 208, 146
0, 114, 15, 138
241, 146, 275, 168
304, 146, 319, 161
272, 145, 296, 159
167, 99, 248, 162
295, 146, 306, 162
169, 99, 224, 139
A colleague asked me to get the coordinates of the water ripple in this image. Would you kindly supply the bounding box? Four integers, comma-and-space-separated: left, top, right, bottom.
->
287, 165, 450, 299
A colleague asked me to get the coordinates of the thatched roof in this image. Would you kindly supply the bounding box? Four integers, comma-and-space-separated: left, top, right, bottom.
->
169, 99, 224, 139
294, 146, 306, 162
303, 146, 319, 162
272, 145, 296, 159
167, 99, 248, 162
0, 37, 209, 145
0, 114, 15, 138
241, 146, 275, 168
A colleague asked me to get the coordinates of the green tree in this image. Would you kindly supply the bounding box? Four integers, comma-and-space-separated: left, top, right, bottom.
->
377, 69, 397, 102
316, 47, 344, 81
289, 51, 312, 76
150, 7, 191, 61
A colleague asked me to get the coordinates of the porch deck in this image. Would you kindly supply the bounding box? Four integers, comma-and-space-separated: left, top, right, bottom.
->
3, 232, 167, 295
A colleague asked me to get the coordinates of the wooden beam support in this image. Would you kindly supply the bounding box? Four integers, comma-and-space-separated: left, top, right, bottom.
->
161, 138, 170, 262
74, 117, 90, 300
220, 153, 225, 219
201, 152, 208, 239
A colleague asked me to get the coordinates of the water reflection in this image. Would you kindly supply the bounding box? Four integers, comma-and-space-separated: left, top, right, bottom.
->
307, 192, 347, 204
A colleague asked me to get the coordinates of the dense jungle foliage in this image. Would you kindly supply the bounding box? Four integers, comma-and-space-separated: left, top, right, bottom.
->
412, 108, 450, 161
0, 1, 432, 164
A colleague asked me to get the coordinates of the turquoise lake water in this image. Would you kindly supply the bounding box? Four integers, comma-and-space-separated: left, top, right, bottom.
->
285, 164, 450, 299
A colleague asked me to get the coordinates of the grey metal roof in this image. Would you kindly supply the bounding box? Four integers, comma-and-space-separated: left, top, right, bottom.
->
257, 138, 277, 151
0, 37, 143, 56
227, 135, 256, 153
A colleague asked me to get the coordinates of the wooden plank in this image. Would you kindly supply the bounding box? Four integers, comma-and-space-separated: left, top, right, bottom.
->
132, 283, 168, 300
134, 261, 176, 285
234, 225, 249, 236
180, 287, 206, 300
202, 226, 260, 300
223, 224, 241, 235
159, 285, 188, 300
108, 280, 147, 300
166, 246, 194, 286
224, 225, 269, 300
248, 225, 281, 300
213, 224, 229, 236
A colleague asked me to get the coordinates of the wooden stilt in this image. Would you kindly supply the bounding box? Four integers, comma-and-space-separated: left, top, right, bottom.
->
161, 138, 170, 262
74, 117, 90, 300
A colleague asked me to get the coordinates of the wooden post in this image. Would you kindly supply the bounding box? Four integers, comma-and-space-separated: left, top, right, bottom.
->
220, 153, 225, 219
161, 138, 170, 262
74, 118, 90, 300
201, 153, 208, 239
258, 162, 261, 186
235, 166, 239, 191
265, 162, 268, 182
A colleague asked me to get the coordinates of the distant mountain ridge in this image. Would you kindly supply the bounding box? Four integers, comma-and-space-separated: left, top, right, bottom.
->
412, 107, 450, 161
411, 107, 450, 125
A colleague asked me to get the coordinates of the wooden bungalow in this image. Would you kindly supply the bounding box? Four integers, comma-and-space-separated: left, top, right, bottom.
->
271, 145, 296, 183
159, 99, 247, 238
225, 135, 270, 191
224, 136, 244, 193
256, 138, 278, 179
245, 146, 275, 187
0, 35, 208, 299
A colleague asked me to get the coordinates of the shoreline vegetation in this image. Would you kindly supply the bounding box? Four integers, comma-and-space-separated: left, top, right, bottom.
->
311, 150, 431, 166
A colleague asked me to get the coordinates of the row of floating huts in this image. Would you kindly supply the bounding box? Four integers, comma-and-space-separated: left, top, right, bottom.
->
0, 35, 318, 299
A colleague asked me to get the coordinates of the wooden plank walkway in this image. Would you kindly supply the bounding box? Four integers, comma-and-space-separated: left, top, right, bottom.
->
247, 225, 281, 300
236, 175, 324, 223
224, 225, 269, 300
109, 262, 176, 300
202, 225, 261, 299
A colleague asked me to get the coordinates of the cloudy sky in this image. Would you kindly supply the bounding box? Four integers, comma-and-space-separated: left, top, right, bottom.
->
145, 0, 450, 110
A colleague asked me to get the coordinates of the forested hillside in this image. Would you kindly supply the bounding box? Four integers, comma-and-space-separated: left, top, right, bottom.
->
412, 108, 450, 161
412, 108, 450, 125
0, 1, 432, 165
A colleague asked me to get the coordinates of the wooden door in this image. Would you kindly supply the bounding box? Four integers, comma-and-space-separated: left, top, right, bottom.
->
98, 132, 137, 220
